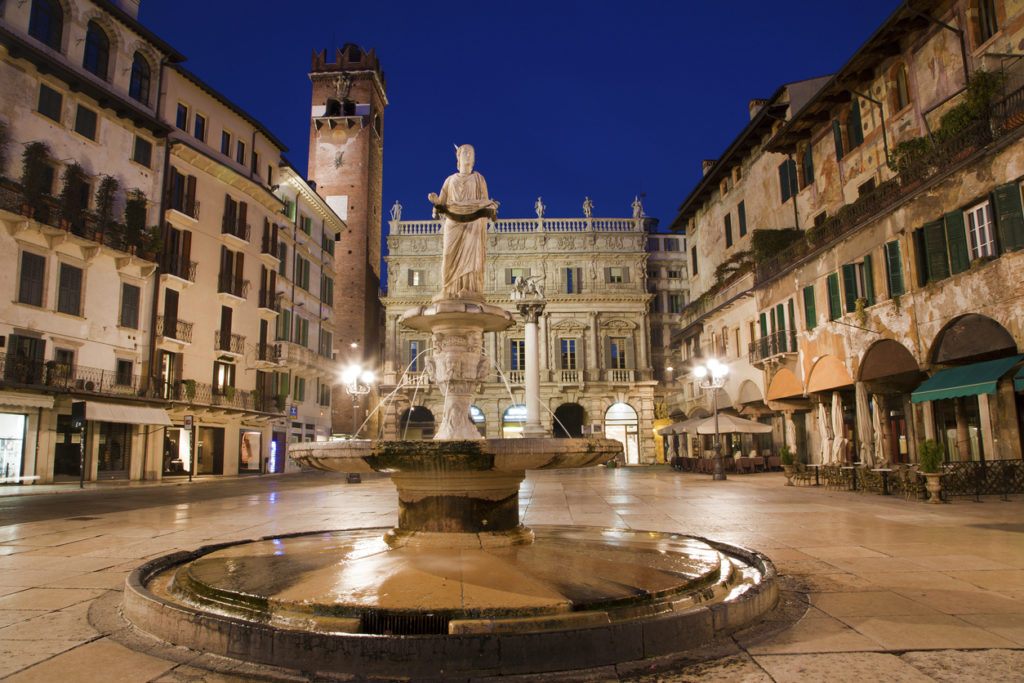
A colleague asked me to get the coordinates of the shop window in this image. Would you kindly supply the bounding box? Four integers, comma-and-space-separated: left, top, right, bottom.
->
97, 422, 130, 476
82, 21, 109, 80
129, 53, 151, 105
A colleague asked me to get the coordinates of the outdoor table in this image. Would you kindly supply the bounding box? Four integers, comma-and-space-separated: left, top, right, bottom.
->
841, 466, 858, 491
872, 468, 893, 495
807, 463, 822, 486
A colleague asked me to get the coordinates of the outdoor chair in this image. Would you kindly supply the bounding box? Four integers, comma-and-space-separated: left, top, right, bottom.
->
793, 462, 813, 486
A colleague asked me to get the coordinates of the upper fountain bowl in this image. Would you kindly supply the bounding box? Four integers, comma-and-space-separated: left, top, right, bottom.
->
289, 437, 622, 474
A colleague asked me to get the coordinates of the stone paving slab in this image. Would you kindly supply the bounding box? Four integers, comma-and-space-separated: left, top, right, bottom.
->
0, 468, 1022, 680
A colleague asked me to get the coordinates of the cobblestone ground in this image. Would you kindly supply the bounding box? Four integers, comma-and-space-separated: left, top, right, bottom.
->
1, 467, 1023, 681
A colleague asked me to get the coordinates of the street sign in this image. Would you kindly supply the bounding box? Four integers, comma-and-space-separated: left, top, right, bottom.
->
184, 415, 194, 430
289, 405, 298, 418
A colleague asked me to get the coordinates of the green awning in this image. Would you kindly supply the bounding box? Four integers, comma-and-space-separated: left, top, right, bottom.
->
1015, 366, 1024, 393
911, 355, 1023, 404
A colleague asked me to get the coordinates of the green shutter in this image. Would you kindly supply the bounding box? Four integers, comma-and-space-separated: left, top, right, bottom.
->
803, 285, 817, 330
885, 240, 905, 297
944, 211, 970, 274
738, 201, 747, 236
787, 298, 796, 350
803, 142, 814, 186
862, 254, 874, 305
827, 273, 841, 320
848, 100, 864, 147
841, 263, 858, 313
759, 312, 767, 337
993, 182, 1024, 252
776, 303, 786, 351
922, 220, 950, 282
832, 119, 844, 159
769, 307, 776, 335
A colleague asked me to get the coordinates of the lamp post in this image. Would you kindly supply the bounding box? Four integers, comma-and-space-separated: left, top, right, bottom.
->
694, 358, 729, 481
340, 363, 375, 438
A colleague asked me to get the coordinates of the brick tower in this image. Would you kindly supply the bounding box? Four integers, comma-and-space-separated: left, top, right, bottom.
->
307, 45, 387, 434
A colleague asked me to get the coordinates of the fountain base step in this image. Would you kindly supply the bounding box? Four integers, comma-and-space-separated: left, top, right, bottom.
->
123, 526, 777, 678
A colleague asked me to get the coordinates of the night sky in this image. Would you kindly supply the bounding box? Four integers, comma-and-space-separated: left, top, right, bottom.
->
140, 1, 899, 232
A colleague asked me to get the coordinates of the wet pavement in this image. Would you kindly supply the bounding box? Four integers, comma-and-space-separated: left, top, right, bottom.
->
1, 467, 1023, 681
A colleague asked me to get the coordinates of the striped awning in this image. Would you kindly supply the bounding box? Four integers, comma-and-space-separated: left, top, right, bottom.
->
911, 355, 1023, 404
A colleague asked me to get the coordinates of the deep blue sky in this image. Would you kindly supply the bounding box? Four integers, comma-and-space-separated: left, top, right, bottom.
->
140, 1, 899, 231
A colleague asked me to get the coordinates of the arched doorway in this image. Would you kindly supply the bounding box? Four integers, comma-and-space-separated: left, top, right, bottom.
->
605, 402, 639, 464
552, 403, 583, 438
469, 405, 486, 437
859, 339, 923, 464
502, 404, 526, 438
399, 406, 434, 440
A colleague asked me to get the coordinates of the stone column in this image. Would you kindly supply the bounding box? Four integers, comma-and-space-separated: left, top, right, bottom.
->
954, 397, 971, 461
517, 301, 547, 437
784, 411, 797, 453
977, 393, 996, 461
539, 312, 550, 379
587, 312, 599, 381
855, 381, 872, 464
921, 400, 936, 440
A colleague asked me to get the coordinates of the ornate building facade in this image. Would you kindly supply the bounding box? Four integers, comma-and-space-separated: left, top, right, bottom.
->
381, 209, 662, 464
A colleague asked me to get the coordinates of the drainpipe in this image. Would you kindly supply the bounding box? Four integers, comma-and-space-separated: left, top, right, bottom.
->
147, 57, 170, 401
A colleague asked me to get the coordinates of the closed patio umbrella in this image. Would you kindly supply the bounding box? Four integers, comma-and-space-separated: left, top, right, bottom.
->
871, 395, 885, 466
831, 392, 847, 464
818, 402, 832, 464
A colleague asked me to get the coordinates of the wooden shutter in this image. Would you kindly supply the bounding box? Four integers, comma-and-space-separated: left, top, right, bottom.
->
185, 174, 196, 212
182, 230, 192, 265
922, 219, 950, 282
164, 288, 178, 328
769, 307, 776, 334
862, 254, 874, 305
622, 267, 630, 283
604, 267, 612, 283
235, 252, 245, 293
832, 119, 844, 159
238, 202, 248, 234
738, 201, 747, 236
504, 268, 512, 285
778, 162, 790, 203
787, 298, 796, 348
223, 194, 232, 231
625, 336, 634, 369
803, 285, 816, 330
759, 312, 767, 337
575, 267, 583, 293
885, 241, 904, 296
944, 211, 969, 274
827, 273, 841, 320
841, 263, 858, 313
407, 269, 414, 286
993, 183, 1024, 252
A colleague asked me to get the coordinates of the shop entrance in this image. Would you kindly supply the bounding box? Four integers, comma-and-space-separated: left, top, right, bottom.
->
605, 402, 639, 464
0, 413, 26, 482
97, 422, 131, 479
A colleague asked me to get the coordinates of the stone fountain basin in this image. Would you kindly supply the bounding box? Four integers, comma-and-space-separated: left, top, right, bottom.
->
289, 437, 623, 474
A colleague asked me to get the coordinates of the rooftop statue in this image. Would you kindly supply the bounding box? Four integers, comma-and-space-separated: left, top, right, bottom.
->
428, 144, 499, 302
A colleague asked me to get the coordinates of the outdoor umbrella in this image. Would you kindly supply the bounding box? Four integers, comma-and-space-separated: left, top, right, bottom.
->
695, 413, 772, 435
856, 382, 874, 466
831, 391, 847, 464
871, 395, 885, 466
818, 402, 832, 464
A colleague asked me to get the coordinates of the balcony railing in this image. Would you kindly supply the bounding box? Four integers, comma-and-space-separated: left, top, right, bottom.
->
506, 370, 525, 384
749, 329, 798, 365
147, 379, 284, 414
258, 289, 281, 312
260, 232, 278, 256
163, 255, 197, 282
257, 342, 281, 363
559, 369, 582, 384
607, 369, 634, 383
217, 274, 250, 299
214, 331, 246, 355
0, 353, 140, 396
222, 216, 251, 242
155, 316, 194, 343
679, 269, 754, 331
169, 197, 199, 220
392, 216, 654, 236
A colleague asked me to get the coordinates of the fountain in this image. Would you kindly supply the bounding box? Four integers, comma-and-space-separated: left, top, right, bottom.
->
122, 145, 778, 679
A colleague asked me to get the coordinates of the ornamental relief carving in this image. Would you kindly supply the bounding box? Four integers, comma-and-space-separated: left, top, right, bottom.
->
601, 318, 637, 331
555, 236, 578, 251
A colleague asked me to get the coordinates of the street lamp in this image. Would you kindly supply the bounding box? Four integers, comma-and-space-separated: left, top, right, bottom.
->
693, 358, 729, 481
341, 363, 375, 438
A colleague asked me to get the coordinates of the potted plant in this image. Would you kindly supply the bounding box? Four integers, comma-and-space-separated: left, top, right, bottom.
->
224, 385, 236, 403
58, 162, 87, 231
123, 189, 147, 252
183, 379, 197, 402
780, 445, 796, 486
94, 175, 118, 239
20, 141, 51, 218
917, 438, 945, 504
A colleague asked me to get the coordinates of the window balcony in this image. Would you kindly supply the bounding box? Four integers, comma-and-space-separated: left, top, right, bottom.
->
256, 342, 281, 365
214, 330, 246, 356
221, 216, 251, 242
162, 255, 197, 283
606, 369, 634, 383
0, 353, 141, 396
168, 198, 199, 221
156, 316, 193, 343
749, 329, 798, 365
258, 289, 281, 313
217, 274, 250, 299
558, 369, 582, 385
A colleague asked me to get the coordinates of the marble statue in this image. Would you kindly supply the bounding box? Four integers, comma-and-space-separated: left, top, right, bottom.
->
583, 196, 593, 218
428, 144, 499, 301
511, 275, 545, 301
535, 196, 545, 218
631, 195, 644, 218
390, 199, 402, 222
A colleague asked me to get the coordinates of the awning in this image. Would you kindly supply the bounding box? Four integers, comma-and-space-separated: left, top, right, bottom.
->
911, 355, 1023, 404
0, 392, 55, 409
1015, 366, 1024, 393
85, 402, 173, 426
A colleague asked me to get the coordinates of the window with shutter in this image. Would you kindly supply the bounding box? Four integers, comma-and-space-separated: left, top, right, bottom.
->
738, 201, 747, 237
827, 273, 842, 320
510, 339, 525, 371
962, 202, 995, 260
993, 182, 1024, 252
884, 240, 905, 297
759, 312, 767, 337
18, 252, 45, 307
922, 220, 950, 282
847, 100, 864, 148
725, 214, 733, 247
802, 143, 814, 187
841, 263, 858, 313
56, 263, 82, 316
862, 254, 874, 305
787, 298, 796, 351
803, 285, 816, 330
943, 210, 971, 272
120, 283, 140, 329
832, 119, 844, 159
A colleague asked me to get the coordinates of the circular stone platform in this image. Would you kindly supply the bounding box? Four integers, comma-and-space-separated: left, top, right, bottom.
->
124, 526, 777, 679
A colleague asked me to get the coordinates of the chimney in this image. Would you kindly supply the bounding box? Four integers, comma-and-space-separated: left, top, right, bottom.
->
110, 0, 141, 19
701, 159, 716, 176
749, 98, 768, 120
